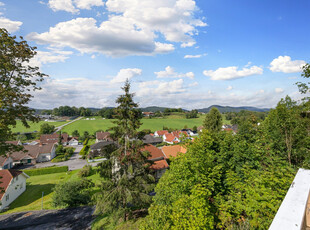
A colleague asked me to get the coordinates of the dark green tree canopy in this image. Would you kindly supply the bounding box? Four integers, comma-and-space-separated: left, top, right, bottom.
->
0, 28, 47, 155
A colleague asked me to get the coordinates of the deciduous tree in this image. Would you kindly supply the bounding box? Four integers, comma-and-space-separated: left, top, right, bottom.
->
0, 28, 47, 155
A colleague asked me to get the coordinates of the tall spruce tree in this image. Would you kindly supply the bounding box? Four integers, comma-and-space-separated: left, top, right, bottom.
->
96, 79, 155, 222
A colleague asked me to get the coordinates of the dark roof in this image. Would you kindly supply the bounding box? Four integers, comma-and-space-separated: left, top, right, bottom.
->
0, 156, 9, 167
142, 135, 162, 144
96, 132, 111, 141
90, 141, 117, 150
0, 169, 23, 199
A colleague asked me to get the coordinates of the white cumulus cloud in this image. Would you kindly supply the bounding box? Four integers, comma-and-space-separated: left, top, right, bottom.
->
110, 68, 142, 83
203, 64, 263, 80
48, 0, 104, 13
29, 0, 205, 57
226, 86, 233, 90
28, 50, 73, 68
0, 17, 23, 33
155, 66, 194, 79
269, 56, 306, 73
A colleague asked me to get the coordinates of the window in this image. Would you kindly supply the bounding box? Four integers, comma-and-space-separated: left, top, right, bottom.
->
15, 176, 18, 181
5, 194, 9, 201
20, 183, 23, 189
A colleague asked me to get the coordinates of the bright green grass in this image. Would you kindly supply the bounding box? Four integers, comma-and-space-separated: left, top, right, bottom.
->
1, 169, 102, 214
11, 120, 68, 133
62, 115, 230, 134
62, 116, 205, 134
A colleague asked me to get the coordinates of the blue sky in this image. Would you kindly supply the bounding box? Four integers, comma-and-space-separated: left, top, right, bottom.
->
1, 0, 309, 109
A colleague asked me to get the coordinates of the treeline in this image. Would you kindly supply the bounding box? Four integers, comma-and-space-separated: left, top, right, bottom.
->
224, 110, 268, 125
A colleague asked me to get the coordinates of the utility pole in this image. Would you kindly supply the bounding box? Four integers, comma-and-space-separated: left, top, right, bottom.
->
41, 191, 44, 210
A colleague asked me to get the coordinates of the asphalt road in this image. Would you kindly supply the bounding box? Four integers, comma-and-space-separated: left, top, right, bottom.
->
35, 145, 98, 170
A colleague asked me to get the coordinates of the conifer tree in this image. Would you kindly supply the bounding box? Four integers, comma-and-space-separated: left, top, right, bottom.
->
96, 79, 155, 222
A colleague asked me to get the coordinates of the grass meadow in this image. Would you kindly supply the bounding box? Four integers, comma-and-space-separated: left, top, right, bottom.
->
11, 120, 68, 133
1, 169, 101, 214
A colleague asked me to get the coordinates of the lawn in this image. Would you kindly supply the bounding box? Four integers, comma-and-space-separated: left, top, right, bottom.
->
11, 120, 68, 133
62, 115, 230, 134
1, 168, 102, 214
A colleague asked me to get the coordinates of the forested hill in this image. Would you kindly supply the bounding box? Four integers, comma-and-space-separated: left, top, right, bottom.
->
34, 105, 269, 115
197, 105, 270, 113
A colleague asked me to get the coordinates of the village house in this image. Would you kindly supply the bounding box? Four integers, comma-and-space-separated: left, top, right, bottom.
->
162, 145, 187, 159
0, 156, 14, 170
154, 130, 168, 137
10, 143, 57, 165
142, 112, 154, 117
40, 133, 69, 145
0, 169, 29, 211
67, 137, 79, 146
142, 134, 162, 146
96, 131, 111, 143
142, 145, 169, 180
163, 131, 188, 144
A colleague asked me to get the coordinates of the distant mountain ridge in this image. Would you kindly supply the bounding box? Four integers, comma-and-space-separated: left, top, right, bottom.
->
34, 105, 270, 114
197, 105, 270, 113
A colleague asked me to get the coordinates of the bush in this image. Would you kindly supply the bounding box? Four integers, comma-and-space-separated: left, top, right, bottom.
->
52, 179, 94, 208
83, 138, 89, 145
79, 145, 90, 156
23, 166, 68, 176
51, 158, 64, 163
78, 165, 93, 178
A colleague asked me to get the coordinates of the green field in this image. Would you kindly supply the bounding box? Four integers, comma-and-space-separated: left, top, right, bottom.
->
11, 120, 69, 133
1, 169, 101, 214
61, 116, 205, 134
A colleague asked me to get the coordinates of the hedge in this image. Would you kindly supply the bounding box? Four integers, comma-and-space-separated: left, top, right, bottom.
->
23, 166, 69, 176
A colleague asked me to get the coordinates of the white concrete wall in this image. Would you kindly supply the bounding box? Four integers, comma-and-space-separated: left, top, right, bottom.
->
269, 168, 310, 230
0, 175, 27, 211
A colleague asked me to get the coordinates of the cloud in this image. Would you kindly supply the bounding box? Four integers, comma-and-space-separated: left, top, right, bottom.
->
48, 0, 104, 13
203, 64, 263, 80
269, 56, 306, 73
226, 86, 233, 90
28, 0, 205, 56
28, 50, 73, 68
189, 81, 198, 87
275, 88, 284, 93
0, 2, 4, 7
184, 53, 206, 59
110, 68, 142, 83
27, 17, 173, 57
0, 17, 23, 33
155, 66, 194, 79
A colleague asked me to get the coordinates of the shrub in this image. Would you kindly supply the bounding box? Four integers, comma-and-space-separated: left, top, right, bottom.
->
52, 179, 94, 208
23, 166, 68, 176
78, 165, 93, 178
51, 158, 64, 163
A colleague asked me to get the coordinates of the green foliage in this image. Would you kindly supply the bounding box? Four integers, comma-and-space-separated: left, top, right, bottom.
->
142, 129, 296, 229
72, 130, 80, 137
186, 109, 198, 119
52, 178, 94, 208
39, 123, 55, 134
23, 166, 68, 176
296, 63, 310, 96
78, 165, 93, 178
0, 28, 47, 156
203, 107, 223, 132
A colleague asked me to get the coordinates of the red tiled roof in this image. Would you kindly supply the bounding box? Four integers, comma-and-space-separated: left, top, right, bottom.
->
40, 134, 68, 144
142, 144, 165, 161
150, 159, 169, 170
164, 133, 176, 143
0, 156, 8, 167
162, 145, 187, 159
0, 169, 23, 200
5, 141, 20, 145
155, 130, 168, 136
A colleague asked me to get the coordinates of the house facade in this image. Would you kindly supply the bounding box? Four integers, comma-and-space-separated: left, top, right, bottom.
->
0, 169, 29, 211
96, 132, 111, 143
0, 156, 13, 170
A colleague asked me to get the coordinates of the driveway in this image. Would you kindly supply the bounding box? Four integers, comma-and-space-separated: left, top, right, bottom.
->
35, 145, 99, 170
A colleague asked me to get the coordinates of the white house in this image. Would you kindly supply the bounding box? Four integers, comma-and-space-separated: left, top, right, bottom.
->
68, 137, 79, 146
0, 156, 13, 170
0, 169, 29, 211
